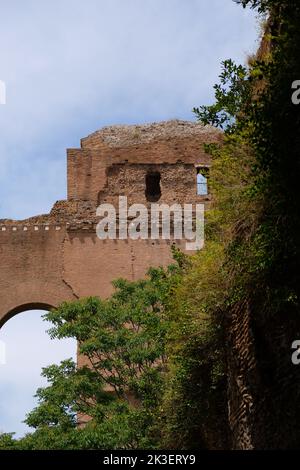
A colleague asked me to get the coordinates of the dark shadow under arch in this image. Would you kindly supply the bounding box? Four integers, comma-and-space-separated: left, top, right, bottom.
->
0, 302, 55, 329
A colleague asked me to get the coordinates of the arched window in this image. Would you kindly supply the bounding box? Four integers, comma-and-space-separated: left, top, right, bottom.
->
145, 171, 161, 202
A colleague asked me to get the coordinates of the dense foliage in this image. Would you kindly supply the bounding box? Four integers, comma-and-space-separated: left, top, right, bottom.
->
163, 0, 300, 449
0, 257, 183, 449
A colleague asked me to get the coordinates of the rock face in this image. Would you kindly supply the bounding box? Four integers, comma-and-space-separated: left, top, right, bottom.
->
0, 120, 221, 326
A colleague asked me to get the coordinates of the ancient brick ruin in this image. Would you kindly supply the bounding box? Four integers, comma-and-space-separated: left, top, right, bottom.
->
0, 120, 220, 327
2, 119, 293, 450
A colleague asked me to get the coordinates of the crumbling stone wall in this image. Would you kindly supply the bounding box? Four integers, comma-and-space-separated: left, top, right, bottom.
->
98, 162, 206, 207
227, 295, 300, 450
0, 120, 220, 327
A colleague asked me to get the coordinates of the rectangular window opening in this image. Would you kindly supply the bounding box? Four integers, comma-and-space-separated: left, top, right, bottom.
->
196, 167, 209, 196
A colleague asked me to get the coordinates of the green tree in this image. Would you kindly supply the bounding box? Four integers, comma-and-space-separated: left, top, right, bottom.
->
0, 433, 17, 449
1, 258, 183, 450
163, 0, 300, 449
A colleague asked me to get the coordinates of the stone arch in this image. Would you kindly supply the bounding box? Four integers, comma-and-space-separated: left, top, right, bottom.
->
0, 302, 54, 328
0, 277, 76, 329
0, 226, 78, 329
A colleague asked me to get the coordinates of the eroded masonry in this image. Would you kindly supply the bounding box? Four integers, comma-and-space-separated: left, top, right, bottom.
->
0, 120, 221, 326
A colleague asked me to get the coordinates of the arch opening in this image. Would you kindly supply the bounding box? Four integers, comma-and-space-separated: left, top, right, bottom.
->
0, 307, 76, 437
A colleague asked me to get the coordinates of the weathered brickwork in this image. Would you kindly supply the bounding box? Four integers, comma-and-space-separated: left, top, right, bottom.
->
226, 284, 300, 449
0, 120, 221, 326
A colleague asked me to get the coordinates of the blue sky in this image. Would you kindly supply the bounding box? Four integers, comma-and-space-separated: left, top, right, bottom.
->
0, 0, 258, 437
